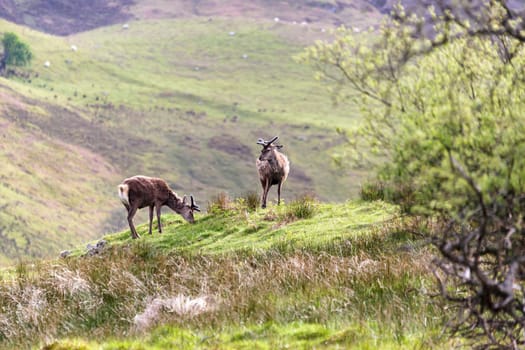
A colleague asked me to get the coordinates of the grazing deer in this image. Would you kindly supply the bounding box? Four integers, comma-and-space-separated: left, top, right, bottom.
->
256, 136, 290, 208
118, 175, 200, 239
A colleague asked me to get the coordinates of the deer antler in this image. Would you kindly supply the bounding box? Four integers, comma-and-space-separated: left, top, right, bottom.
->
256, 136, 279, 146
190, 195, 201, 212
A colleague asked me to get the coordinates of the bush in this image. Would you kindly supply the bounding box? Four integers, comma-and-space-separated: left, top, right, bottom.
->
360, 180, 416, 214
303, 6, 525, 347
1, 32, 33, 73
238, 191, 259, 212
206, 192, 231, 214
281, 194, 317, 221
359, 181, 384, 201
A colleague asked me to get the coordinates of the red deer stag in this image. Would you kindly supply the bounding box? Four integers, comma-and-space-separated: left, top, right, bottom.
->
118, 175, 200, 239
256, 136, 290, 208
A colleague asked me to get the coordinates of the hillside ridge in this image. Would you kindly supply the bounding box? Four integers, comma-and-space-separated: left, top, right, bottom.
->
0, 0, 382, 35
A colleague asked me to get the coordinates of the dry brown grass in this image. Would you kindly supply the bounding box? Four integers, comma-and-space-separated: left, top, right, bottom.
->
0, 231, 437, 349
206, 192, 232, 213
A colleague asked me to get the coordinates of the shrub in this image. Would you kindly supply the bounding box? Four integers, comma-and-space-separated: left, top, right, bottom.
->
303, 4, 525, 346
237, 191, 259, 212
360, 180, 416, 214
1, 32, 33, 74
281, 194, 317, 221
359, 181, 384, 201
206, 192, 231, 214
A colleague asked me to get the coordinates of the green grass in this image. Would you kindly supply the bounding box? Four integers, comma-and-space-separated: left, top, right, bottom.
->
2, 17, 359, 127
0, 200, 448, 349
46, 322, 447, 350
0, 14, 370, 264
0, 102, 121, 265
86, 200, 399, 256
0, 5, 452, 349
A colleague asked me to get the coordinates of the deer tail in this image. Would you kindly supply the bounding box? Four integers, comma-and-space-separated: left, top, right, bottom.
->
118, 184, 130, 206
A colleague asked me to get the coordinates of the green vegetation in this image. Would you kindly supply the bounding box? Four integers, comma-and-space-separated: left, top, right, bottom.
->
0, 32, 32, 72
302, 18, 525, 217
101, 199, 398, 254
302, 3, 525, 347
44, 322, 443, 350
2, 1, 497, 348
0, 14, 364, 264
0, 102, 120, 265
0, 200, 448, 349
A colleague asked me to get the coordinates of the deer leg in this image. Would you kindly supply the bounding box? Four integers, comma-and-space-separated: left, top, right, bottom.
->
277, 181, 282, 205
156, 204, 163, 233
261, 180, 270, 209
260, 180, 265, 208
148, 205, 154, 235
127, 205, 140, 239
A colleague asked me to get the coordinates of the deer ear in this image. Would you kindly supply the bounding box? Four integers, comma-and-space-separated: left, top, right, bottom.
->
182, 195, 187, 204
276, 145, 283, 149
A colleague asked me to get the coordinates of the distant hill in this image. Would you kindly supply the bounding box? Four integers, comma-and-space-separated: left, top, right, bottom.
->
0, 0, 133, 35
0, 0, 382, 35
0, 82, 121, 265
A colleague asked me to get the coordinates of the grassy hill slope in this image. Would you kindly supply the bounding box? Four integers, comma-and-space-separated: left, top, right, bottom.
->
0, 200, 449, 349
0, 83, 122, 265
0, 0, 382, 35
0, 12, 374, 264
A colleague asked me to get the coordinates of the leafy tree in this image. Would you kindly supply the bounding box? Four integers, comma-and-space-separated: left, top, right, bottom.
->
301, 0, 525, 348
0, 32, 33, 73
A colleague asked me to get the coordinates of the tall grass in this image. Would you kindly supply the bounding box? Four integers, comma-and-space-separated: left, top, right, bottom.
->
206, 192, 232, 213
238, 191, 259, 212
0, 216, 443, 349
280, 194, 317, 221
360, 181, 385, 201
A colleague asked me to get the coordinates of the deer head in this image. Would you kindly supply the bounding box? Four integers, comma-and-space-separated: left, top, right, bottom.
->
257, 136, 283, 161
170, 193, 200, 223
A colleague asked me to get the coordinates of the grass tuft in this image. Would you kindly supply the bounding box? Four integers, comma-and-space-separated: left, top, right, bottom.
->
237, 191, 260, 212
207, 192, 232, 214
280, 194, 317, 222
42, 340, 90, 350
360, 181, 385, 201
